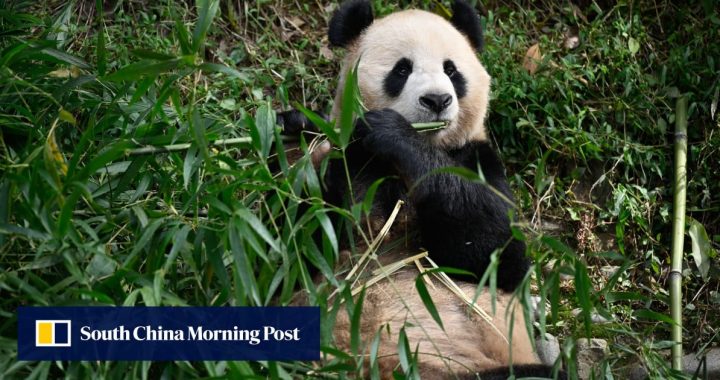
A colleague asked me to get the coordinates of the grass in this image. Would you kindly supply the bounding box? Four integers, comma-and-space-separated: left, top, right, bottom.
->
1, 0, 719, 379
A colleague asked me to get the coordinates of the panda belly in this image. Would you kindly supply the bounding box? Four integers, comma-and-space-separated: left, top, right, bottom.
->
332, 262, 540, 378
325, 131, 541, 377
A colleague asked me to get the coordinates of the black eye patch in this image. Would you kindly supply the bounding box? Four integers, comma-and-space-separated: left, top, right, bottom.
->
383, 58, 413, 98
444, 59, 467, 99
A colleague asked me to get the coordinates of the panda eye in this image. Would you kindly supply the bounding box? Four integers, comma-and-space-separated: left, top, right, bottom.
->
391, 58, 413, 77
395, 67, 410, 76
444, 60, 457, 77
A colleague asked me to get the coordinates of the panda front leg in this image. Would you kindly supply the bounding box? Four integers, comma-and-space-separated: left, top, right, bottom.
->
354, 109, 530, 291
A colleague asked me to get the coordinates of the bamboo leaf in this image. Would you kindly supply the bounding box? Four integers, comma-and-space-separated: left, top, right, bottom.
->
57, 182, 90, 236
362, 178, 386, 215
369, 331, 382, 378
190, 108, 210, 160
205, 229, 231, 289
628, 37, 640, 55
175, 18, 192, 55
574, 260, 593, 336
350, 287, 365, 355
302, 236, 337, 287
0, 41, 30, 68
339, 63, 361, 148
250, 103, 275, 159
198, 62, 249, 82
234, 207, 280, 255
192, 0, 220, 53
153, 269, 164, 305
229, 222, 261, 305
104, 59, 181, 82
82, 140, 135, 177
415, 275, 444, 330
273, 125, 290, 175
59, 108, 76, 125
0, 223, 50, 241
140, 286, 157, 307
39, 47, 90, 69
635, 309, 679, 325
113, 156, 149, 195
397, 327, 411, 373
52, 75, 95, 100
422, 266, 475, 277
183, 145, 198, 190
236, 219, 268, 264
432, 166, 483, 182
44, 127, 68, 181
87, 251, 117, 279
541, 235, 576, 257
123, 218, 165, 268
688, 217, 715, 281
314, 210, 338, 257
294, 103, 337, 142
164, 224, 192, 273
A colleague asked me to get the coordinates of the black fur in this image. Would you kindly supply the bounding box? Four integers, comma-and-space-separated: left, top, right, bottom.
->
384, 57, 413, 98
450, 0, 485, 52
328, 0, 374, 47
338, 109, 529, 291
444, 59, 468, 98
276, 109, 325, 135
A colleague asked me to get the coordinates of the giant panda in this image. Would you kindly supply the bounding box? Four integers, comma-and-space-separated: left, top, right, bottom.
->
280, 1, 565, 379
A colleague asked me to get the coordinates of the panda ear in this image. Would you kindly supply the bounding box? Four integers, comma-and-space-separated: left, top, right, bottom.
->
450, 0, 484, 52
328, 0, 374, 47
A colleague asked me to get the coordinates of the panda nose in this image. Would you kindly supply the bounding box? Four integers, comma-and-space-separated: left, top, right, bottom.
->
419, 93, 453, 113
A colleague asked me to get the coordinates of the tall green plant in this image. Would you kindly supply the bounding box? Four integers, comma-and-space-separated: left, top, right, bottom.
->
670, 96, 688, 371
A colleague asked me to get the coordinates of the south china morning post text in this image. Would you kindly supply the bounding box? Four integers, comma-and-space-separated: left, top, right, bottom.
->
18, 306, 320, 361
79, 324, 299, 345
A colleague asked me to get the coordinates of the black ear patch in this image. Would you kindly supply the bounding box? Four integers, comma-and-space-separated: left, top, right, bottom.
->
450, 0, 484, 52
328, 0, 374, 47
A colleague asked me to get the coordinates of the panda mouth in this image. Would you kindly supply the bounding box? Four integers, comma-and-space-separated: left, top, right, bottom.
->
404, 108, 442, 121
414, 113, 452, 124
400, 105, 456, 125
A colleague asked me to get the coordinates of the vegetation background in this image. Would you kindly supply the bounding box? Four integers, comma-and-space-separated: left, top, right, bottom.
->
1, 0, 718, 378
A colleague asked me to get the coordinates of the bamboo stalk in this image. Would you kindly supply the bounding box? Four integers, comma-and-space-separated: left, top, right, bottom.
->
670, 95, 688, 371
412, 121, 448, 132
124, 121, 447, 156
345, 199, 404, 283
126, 137, 275, 156
350, 251, 429, 297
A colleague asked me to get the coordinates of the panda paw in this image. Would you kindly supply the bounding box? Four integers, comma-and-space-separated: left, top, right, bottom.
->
354, 109, 416, 156
276, 109, 325, 135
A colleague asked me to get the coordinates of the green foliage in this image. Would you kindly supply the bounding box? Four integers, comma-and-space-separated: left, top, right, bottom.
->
1, 0, 718, 379
0, 1, 340, 377
483, 1, 720, 377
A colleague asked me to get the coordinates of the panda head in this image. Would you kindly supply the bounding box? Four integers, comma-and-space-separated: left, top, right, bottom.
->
329, 0, 491, 148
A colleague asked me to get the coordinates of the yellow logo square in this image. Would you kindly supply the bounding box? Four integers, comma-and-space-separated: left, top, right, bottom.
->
35, 320, 71, 347
37, 322, 53, 345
